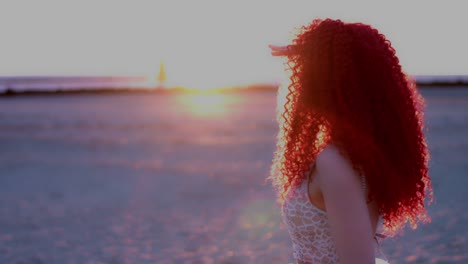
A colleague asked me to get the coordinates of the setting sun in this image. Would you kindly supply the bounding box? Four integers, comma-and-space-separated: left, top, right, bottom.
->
177, 92, 234, 117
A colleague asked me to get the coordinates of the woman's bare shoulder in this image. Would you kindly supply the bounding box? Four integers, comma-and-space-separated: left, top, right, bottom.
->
315, 144, 359, 187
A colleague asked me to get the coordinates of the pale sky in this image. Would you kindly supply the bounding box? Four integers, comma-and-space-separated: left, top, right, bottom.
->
0, 0, 467, 88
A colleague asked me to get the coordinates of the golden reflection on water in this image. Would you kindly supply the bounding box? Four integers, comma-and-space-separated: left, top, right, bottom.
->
178, 92, 233, 117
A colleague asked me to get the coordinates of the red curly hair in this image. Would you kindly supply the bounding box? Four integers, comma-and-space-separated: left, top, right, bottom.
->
270, 19, 432, 236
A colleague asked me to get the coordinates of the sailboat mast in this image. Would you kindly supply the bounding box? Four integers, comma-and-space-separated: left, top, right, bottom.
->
157, 61, 166, 88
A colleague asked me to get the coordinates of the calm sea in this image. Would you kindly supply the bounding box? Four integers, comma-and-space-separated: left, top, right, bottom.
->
1, 75, 468, 92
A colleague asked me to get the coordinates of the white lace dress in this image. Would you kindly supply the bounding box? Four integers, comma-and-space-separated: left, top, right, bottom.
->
281, 164, 388, 263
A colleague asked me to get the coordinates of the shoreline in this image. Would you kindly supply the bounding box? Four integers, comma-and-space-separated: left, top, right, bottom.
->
0, 84, 277, 97
1, 81, 468, 97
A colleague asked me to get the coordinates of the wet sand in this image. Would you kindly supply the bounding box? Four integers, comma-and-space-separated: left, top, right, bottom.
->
0, 88, 467, 263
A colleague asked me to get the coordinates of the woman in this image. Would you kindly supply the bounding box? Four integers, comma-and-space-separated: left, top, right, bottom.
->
269, 19, 432, 264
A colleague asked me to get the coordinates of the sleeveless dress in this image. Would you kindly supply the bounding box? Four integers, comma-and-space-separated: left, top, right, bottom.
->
281, 163, 389, 264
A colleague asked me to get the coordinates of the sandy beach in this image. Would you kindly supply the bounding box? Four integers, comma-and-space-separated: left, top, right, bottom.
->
0, 88, 467, 263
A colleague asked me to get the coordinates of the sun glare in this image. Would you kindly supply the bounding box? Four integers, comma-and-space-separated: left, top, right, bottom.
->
178, 92, 233, 117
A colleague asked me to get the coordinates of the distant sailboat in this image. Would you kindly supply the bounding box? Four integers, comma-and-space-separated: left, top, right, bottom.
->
157, 61, 166, 89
